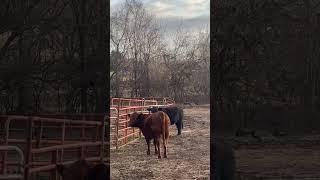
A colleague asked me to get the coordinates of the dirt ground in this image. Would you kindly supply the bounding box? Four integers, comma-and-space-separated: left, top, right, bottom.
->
233, 136, 320, 180
110, 106, 210, 180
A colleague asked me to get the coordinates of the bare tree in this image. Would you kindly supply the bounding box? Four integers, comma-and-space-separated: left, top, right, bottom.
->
0, 0, 108, 114
110, 0, 210, 103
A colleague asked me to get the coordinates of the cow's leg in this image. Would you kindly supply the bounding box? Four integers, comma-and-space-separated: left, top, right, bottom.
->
163, 135, 167, 158
175, 121, 182, 135
153, 139, 158, 154
146, 139, 151, 155
157, 138, 161, 159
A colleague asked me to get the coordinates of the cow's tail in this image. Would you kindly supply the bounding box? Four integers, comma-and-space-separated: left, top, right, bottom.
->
162, 112, 169, 142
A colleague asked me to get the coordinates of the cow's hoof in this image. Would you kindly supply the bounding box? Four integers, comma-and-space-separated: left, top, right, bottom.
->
158, 156, 161, 159
147, 152, 150, 155
164, 155, 167, 158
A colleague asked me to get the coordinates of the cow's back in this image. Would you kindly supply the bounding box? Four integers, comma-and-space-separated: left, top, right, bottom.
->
146, 112, 170, 138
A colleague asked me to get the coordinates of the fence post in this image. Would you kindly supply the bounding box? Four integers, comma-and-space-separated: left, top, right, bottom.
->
81, 116, 85, 142
35, 120, 43, 148
100, 115, 106, 162
95, 123, 99, 141
0, 149, 4, 174
1, 117, 10, 174
51, 150, 58, 180
125, 109, 128, 145
61, 122, 65, 162
78, 146, 85, 159
116, 99, 120, 150
142, 98, 145, 107
24, 116, 33, 180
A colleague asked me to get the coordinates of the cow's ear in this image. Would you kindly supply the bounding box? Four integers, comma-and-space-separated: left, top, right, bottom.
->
56, 164, 64, 175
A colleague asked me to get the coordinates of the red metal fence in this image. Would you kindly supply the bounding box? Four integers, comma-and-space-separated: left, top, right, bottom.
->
0, 145, 24, 179
0, 114, 107, 180
0, 97, 174, 179
110, 97, 175, 149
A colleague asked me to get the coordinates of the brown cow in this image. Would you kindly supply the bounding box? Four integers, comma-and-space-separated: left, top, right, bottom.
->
128, 111, 170, 159
56, 159, 109, 180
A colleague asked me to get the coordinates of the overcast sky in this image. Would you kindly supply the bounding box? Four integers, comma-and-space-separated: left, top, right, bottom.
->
111, 0, 209, 41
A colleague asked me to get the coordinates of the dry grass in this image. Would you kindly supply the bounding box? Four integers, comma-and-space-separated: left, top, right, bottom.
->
110, 106, 210, 180
234, 136, 320, 179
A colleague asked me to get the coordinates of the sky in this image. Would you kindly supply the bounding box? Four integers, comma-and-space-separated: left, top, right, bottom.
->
111, 0, 210, 43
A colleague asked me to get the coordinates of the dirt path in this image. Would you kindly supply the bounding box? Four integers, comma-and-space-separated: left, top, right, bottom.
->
110, 106, 210, 180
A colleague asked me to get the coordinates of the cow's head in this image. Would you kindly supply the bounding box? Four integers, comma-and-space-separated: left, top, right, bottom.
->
128, 112, 145, 127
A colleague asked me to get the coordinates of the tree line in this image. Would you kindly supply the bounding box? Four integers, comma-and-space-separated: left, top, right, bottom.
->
0, 0, 108, 114
110, 0, 210, 103
212, 0, 320, 134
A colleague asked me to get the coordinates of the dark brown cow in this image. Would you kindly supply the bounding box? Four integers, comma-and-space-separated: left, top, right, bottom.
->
56, 160, 109, 180
128, 111, 170, 159
147, 106, 184, 135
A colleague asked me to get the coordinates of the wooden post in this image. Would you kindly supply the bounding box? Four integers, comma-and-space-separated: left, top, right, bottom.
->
24, 116, 33, 180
